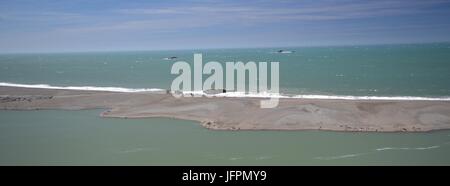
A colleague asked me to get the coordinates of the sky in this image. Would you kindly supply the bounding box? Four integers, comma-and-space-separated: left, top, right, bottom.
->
1, 0, 450, 53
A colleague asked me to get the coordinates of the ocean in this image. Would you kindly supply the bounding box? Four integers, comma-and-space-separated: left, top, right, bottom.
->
1, 43, 450, 98
1, 43, 450, 165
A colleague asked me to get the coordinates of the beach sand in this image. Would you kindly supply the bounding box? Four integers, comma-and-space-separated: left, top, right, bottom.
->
1, 86, 450, 132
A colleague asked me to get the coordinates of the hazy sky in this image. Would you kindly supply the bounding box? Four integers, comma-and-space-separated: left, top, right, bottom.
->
1, 0, 450, 52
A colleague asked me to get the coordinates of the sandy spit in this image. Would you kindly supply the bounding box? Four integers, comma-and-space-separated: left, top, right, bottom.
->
1, 86, 450, 132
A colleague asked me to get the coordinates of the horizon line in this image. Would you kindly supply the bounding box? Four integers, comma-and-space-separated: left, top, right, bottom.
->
1, 41, 450, 55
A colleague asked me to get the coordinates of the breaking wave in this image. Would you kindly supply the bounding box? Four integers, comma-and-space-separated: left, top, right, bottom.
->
2, 82, 450, 101
315, 142, 447, 161
314, 153, 368, 160
0, 82, 165, 93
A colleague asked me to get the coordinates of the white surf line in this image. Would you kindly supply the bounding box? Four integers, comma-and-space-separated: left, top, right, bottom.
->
314, 152, 369, 160
118, 147, 159, 154
375, 145, 440, 151
2, 82, 450, 101
196, 91, 450, 101
315, 141, 450, 161
290, 94, 450, 101
0, 82, 165, 93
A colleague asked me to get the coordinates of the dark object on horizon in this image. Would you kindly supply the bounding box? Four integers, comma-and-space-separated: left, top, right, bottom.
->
277, 50, 295, 53
163, 56, 178, 60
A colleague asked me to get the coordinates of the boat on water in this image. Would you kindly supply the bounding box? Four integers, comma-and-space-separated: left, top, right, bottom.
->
277, 50, 295, 54
163, 56, 178, 60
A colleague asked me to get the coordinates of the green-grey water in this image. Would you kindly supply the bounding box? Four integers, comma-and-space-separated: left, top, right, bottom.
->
0, 110, 449, 165
1, 43, 450, 165
1, 43, 450, 96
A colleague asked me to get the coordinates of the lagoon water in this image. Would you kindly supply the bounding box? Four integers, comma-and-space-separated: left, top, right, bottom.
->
1, 43, 450, 165
0, 110, 449, 165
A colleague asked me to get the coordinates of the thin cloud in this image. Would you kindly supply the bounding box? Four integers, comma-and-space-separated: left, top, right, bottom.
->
5, 0, 449, 33
116, 0, 449, 21
2, 0, 450, 52
1, 11, 86, 22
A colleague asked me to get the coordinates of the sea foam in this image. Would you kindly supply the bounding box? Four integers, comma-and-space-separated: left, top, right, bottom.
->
210, 91, 450, 101
0, 82, 165, 93
1, 82, 450, 101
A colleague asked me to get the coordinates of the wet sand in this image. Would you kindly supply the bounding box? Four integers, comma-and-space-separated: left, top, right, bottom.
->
1, 86, 450, 132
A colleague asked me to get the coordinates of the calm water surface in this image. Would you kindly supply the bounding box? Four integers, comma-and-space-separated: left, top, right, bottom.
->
1, 110, 449, 165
